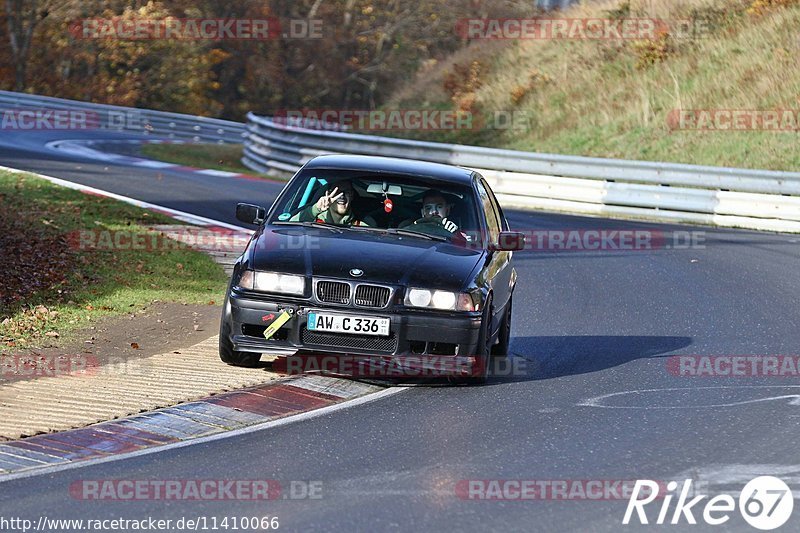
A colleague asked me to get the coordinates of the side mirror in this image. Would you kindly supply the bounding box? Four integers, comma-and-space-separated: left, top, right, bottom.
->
236, 203, 267, 225
493, 231, 526, 251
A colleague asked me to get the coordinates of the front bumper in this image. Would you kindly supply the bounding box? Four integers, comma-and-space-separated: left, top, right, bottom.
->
226, 291, 482, 358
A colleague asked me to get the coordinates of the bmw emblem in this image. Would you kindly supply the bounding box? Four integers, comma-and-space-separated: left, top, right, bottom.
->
350, 268, 364, 278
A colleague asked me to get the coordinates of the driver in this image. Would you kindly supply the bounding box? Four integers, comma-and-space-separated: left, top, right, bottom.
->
292, 180, 373, 226
405, 189, 459, 233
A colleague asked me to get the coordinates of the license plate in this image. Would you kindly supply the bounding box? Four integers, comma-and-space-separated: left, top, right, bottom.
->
307, 312, 390, 336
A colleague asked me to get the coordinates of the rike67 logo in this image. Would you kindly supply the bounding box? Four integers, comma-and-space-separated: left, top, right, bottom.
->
624, 476, 794, 530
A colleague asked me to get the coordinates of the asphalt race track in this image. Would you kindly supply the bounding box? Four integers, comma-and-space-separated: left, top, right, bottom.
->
2, 131, 800, 531
0, 131, 286, 226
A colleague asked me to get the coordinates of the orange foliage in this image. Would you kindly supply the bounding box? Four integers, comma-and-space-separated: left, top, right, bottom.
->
0, 0, 533, 119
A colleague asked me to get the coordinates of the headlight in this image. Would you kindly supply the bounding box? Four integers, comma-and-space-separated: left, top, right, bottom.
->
236, 270, 305, 296
431, 290, 456, 309
404, 288, 475, 311
407, 288, 432, 307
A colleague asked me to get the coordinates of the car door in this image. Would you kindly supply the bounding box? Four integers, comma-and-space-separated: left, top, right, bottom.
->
474, 176, 513, 333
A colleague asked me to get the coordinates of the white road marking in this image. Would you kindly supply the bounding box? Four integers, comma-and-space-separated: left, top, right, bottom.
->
130, 159, 177, 169
46, 140, 124, 162
579, 385, 800, 409
196, 169, 241, 177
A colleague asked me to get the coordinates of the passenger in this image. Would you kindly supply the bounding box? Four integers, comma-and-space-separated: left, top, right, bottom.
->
292, 180, 373, 226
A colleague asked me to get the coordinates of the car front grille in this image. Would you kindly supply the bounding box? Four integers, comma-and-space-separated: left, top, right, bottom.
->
354, 284, 391, 308
316, 281, 351, 304
301, 328, 398, 353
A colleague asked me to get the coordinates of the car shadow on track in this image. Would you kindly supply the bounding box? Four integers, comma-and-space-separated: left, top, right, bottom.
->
257, 335, 692, 388
502, 334, 692, 383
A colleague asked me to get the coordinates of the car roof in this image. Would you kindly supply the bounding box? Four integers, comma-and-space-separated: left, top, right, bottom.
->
302, 155, 476, 185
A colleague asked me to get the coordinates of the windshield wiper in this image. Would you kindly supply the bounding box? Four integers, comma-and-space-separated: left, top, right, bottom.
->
273, 221, 343, 233
384, 228, 450, 242
343, 225, 385, 233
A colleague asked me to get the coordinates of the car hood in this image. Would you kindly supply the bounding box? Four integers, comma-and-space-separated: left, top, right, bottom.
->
246, 226, 485, 291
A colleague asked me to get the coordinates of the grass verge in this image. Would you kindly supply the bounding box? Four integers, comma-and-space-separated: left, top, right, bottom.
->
0, 170, 228, 348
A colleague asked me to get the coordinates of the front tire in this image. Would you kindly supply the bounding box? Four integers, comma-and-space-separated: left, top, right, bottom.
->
465, 296, 493, 385
219, 315, 261, 368
492, 294, 512, 357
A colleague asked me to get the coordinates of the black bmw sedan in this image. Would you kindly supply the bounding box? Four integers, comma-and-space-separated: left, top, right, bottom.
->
220, 155, 524, 383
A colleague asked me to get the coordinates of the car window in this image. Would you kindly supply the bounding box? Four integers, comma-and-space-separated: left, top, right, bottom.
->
480, 177, 508, 231
475, 178, 500, 244
269, 169, 480, 240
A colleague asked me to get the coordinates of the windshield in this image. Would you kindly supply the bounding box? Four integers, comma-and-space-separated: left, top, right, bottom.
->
268, 169, 480, 241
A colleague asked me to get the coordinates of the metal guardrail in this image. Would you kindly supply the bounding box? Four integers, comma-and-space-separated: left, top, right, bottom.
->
0, 91, 247, 144
243, 112, 800, 233
1, 90, 797, 233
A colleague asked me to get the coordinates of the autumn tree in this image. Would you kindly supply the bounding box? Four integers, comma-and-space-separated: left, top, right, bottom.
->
4, 0, 53, 90
0, 0, 535, 118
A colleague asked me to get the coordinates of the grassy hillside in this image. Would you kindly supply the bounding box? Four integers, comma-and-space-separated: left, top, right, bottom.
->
384, 0, 800, 171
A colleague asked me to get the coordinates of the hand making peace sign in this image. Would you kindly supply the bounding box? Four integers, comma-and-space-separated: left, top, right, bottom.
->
315, 186, 344, 212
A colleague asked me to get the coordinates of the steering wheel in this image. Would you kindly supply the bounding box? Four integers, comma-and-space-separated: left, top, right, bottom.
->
410, 217, 455, 238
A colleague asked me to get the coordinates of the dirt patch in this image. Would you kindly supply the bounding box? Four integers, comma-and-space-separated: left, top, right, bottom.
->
1, 301, 223, 382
